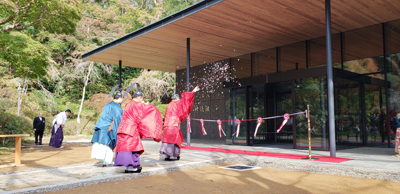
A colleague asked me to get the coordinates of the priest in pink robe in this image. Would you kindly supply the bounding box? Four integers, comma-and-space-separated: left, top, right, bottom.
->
160, 86, 199, 160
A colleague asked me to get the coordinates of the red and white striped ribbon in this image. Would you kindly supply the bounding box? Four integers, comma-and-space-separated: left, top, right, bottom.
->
232, 119, 241, 137
217, 120, 226, 137
277, 113, 290, 133
254, 117, 262, 137
187, 120, 191, 133
200, 119, 207, 135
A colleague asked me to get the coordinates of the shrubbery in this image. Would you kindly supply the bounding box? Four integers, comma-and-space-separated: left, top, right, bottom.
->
0, 82, 171, 143
0, 111, 33, 147
155, 104, 168, 118
0, 98, 14, 110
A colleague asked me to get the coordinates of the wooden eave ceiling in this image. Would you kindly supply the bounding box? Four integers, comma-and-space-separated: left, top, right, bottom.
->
83, 0, 400, 72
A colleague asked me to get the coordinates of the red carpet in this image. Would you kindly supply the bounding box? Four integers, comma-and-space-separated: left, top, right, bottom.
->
182, 146, 352, 163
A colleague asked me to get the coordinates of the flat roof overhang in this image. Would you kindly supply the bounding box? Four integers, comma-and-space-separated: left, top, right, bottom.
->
82, 0, 400, 72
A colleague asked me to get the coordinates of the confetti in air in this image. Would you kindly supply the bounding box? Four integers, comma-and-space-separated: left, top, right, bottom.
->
188, 62, 233, 99
177, 61, 244, 102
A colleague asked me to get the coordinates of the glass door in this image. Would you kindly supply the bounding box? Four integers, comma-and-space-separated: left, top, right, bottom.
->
334, 78, 363, 147
249, 85, 266, 144
225, 87, 247, 145
295, 77, 328, 150
275, 81, 293, 143
364, 84, 389, 146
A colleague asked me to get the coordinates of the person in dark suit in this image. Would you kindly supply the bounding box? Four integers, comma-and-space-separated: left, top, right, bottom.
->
33, 112, 46, 145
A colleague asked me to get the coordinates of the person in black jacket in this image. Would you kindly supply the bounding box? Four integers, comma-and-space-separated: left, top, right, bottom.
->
33, 112, 46, 145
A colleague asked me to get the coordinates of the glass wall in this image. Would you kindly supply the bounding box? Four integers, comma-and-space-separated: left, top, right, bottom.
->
343, 24, 384, 79
275, 81, 293, 142
295, 77, 328, 149
223, 19, 400, 148
253, 48, 276, 76
334, 78, 363, 146
280, 42, 306, 72
386, 20, 400, 146
249, 85, 266, 144
364, 84, 386, 146
265, 83, 277, 142
225, 87, 247, 145
309, 34, 341, 68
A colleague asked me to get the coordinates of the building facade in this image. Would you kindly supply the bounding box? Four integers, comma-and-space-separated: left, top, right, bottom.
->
83, 0, 400, 154
177, 20, 400, 149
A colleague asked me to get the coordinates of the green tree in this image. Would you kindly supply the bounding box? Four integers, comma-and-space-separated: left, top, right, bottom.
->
161, 0, 200, 18
1, 0, 80, 33
0, 0, 81, 79
0, 31, 48, 78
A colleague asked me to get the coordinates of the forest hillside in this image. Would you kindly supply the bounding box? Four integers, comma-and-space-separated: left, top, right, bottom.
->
0, 0, 200, 146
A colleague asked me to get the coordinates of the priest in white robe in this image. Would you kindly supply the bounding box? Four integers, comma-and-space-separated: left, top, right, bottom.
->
49, 110, 71, 148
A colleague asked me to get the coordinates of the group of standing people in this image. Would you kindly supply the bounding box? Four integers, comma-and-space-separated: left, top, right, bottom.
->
90, 86, 199, 173
33, 110, 71, 148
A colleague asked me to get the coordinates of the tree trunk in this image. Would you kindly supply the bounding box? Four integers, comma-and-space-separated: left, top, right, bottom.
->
77, 62, 93, 128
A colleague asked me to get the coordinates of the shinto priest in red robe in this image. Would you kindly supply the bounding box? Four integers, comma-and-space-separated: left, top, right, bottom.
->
114, 87, 163, 173
160, 86, 199, 160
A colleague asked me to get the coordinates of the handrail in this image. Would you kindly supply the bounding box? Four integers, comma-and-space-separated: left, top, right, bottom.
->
0, 134, 30, 137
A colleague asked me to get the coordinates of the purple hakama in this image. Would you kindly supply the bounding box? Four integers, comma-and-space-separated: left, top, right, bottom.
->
159, 143, 180, 157
49, 122, 64, 148
114, 152, 141, 167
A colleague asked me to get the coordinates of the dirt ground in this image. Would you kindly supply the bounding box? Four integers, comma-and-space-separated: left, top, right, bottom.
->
2, 137, 400, 194
50, 164, 400, 194
0, 137, 97, 173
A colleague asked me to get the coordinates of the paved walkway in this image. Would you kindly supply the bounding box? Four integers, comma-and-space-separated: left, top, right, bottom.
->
1, 139, 399, 193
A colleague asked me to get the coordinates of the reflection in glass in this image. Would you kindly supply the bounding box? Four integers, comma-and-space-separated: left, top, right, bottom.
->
387, 53, 400, 146
225, 87, 247, 145
280, 42, 306, 72
335, 78, 363, 146
343, 24, 384, 79
253, 49, 276, 76
309, 34, 341, 69
387, 20, 400, 147
275, 81, 293, 142
364, 84, 386, 145
295, 77, 328, 150
250, 85, 266, 144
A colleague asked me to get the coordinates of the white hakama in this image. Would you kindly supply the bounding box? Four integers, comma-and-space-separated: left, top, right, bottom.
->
91, 143, 114, 164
